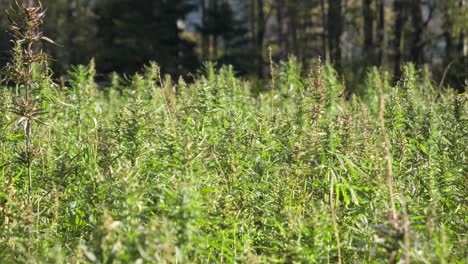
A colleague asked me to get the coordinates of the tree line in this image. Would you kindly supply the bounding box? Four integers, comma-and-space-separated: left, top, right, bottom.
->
0, 0, 466, 90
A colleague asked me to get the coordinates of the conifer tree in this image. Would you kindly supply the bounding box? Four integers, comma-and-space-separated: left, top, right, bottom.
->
93, 0, 198, 75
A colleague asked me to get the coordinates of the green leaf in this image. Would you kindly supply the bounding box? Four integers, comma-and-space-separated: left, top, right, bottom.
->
7, 133, 24, 141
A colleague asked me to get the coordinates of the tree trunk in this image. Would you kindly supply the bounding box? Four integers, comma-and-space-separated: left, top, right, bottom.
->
328, 0, 343, 70
288, 0, 299, 58
457, 0, 465, 58
250, 0, 257, 69
212, 0, 219, 60
302, 3, 314, 66
376, 0, 384, 66
276, 0, 288, 60
250, 0, 256, 46
67, 0, 75, 66
409, 0, 424, 65
393, 0, 405, 79
256, 0, 265, 78
321, 0, 329, 63
200, 0, 209, 60
363, 0, 374, 65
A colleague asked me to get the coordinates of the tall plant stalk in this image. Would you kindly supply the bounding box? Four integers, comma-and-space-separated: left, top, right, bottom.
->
2, 0, 53, 195
377, 76, 397, 221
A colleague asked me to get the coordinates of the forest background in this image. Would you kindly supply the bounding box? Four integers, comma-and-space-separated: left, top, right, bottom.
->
0, 0, 466, 92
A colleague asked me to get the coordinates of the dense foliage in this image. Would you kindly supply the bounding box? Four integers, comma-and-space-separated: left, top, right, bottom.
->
0, 1, 466, 263
0, 58, 466, 262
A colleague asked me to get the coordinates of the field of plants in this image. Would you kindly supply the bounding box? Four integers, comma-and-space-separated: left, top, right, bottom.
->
0, 2, 467, 263
0, 57, 466, 263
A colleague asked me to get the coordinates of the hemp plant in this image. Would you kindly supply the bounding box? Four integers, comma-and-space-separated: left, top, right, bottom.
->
1, 0, 54, 194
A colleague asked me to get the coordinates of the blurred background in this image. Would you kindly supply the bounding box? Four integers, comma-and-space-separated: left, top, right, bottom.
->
0, 0, 466, 91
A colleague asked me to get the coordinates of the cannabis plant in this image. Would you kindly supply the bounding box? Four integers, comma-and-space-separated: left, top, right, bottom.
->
2, 0, 54, 194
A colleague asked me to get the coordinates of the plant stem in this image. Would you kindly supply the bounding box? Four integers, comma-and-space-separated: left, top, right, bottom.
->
378, 76, 397, 221
329, 168, 342, 264
26, 121, 32, 195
